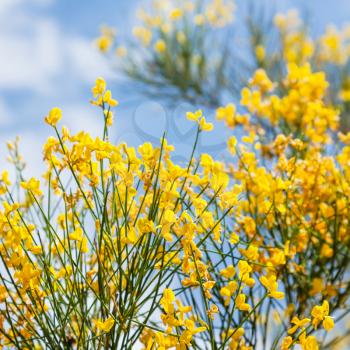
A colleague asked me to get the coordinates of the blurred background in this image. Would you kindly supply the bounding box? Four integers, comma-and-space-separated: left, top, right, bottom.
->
0, 0, 349, 176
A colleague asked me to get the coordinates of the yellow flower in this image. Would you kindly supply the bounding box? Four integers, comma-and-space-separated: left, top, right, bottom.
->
238, 260, 255, 287
69, 227, 89, 253
133, 26, 152, 46
160, 288, 175, 313
103, 90, 119, 107
92, 317, 115, 333
299, 334, 319, 350
227, 136, 237, 155
339, 88, 350, 101
323, 316, 334, 331
255, 44, 265, 61
1, 171, 11, 186
179, 319, 206, 346
45, 107, 62, 127
309, 278, 324, 296
220, 281, 238, 306
21, 177, 43, 196
14, 262, 42, 289
96, 25, 115, 53
96, 35, 113, 53
220, 265, 236, 279
186, 109, 202, 121
311, 300, 333, 331
281, 336, 293, 350
208, 304, 218, 319
69, 227, 83, 241
199, 117, 214, 132
92, 77, 106, 97
259, 274, 284, 299
236, 294, 250, 311
169, 8, 183, 21
288, 316, 311, 334
154, 39, 167, 53
229, 232, 239, 244
249, 68, 274, 92
311, 300, 329, 328
28, 245, 43, 255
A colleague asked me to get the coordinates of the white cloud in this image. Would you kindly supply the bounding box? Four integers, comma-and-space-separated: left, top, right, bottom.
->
0, 0, 117, 178
0, 20, 62, 93
0, 0, 113, 95
0, 0, 52, 16
0, 0, 23, 15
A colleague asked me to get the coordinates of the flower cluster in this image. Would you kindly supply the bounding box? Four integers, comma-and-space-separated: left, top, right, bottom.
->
240, 64, 339, 144
251, 9, 350, 130
100, 2, 350, 133
89, 1, 350, 347
1, 67, 349, 349
96, 0, 235, 105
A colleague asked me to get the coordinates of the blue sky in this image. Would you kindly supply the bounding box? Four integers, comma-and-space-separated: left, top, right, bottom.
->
0, 0, 349, 176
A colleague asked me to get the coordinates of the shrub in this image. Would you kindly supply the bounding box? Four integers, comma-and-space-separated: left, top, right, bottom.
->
0, 65, 349, 349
